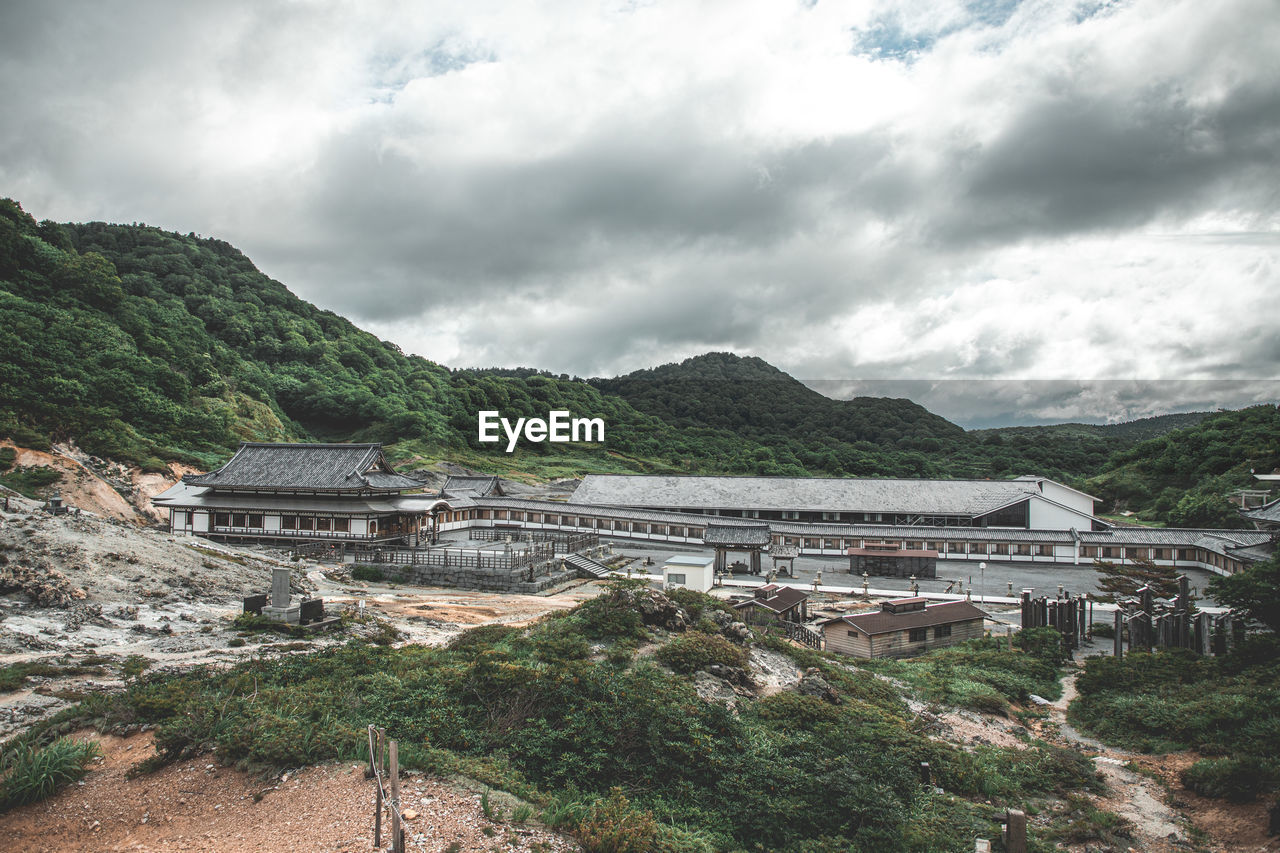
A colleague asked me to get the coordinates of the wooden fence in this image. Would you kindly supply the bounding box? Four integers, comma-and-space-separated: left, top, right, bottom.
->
367, 725, 407, 853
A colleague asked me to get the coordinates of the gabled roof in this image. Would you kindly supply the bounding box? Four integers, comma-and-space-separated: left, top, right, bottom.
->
440, 475, 504, 498
570, 474, 1079, 518
733, 583, 809, 614
183, 443, 425, 492
824, 600, 987, 636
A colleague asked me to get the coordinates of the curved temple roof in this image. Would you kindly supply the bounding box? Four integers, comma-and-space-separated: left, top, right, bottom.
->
183, 442, 426, 493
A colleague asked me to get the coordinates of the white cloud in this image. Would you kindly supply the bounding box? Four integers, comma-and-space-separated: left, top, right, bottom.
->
1, 0, 1278, 422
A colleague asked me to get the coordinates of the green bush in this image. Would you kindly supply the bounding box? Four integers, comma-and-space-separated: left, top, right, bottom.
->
1, 737, 100, 810
655, 632, 748, 674
351, 564, 384, 582
1090, 622, 1115, 639
0, 447, 14, 470
576, 788, 658, 853
1181, 757, 1275, 803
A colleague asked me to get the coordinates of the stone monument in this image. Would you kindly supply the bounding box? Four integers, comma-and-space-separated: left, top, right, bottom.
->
262, 567, 300, 624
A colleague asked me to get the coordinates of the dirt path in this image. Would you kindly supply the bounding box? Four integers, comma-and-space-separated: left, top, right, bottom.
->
1048, 671, 1280, 852
0, 730, 580, 852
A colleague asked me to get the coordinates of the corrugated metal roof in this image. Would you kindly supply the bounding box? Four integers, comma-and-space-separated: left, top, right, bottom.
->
828, 600, 988, 636
184, 443, 425, 492
733, 584, 809, 614
570, 474, 1059, 516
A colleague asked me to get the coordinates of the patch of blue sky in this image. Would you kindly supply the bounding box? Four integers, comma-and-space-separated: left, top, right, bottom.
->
851, 0, 1026, 62
367, 41, 495, 103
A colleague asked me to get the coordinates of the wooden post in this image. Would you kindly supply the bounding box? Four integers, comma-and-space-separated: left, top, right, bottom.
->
919, 762, 931, 784
367, 725, 377, 778
374, 773, 383, 848
1003, 808, 1027, 853
390, 740, 402, 853
1113, 609, 1123, 658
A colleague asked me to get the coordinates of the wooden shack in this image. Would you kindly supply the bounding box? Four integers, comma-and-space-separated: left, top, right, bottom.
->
821, 597, 986, 659
732, 583, 810, 626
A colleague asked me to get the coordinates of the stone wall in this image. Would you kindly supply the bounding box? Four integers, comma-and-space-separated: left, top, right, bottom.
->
350, 560, 580, 593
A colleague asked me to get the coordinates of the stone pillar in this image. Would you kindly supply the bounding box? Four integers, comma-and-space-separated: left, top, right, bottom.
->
271, 567, 290, 608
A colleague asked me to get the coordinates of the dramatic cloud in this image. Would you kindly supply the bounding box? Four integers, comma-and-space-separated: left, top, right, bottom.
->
2, 0, 1277, 423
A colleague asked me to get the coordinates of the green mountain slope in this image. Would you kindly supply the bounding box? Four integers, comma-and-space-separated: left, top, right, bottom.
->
1082, 405, 1280, 527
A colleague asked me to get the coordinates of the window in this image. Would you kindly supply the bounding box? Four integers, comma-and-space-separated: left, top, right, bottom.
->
781, 511, 800, 520
333, 518, 349, 533
908, 628, 928, 643
316, 518, 331, 531
906, 541, 923, 550
297, 517, 314, 531
615, 521, 629, 532
369, 520, 377, 535
1036, 545, 1054, 557
633, 523, 647, 534
282, 516, 297, 530
934, 624, 952, 639
651, 525, 666, 536
214, 513, 230, 528
511, 512, 524, 521
247, 514, 263, 528
667, 573, 686, 585
688, 528, 703, 538
847, 630, 858, 637
991, 543, 1009, 555
1125, 547, 1147, 560
545, 515, 558, 525
232, 513, 246, 527
822, 512, 840, 521
1016, 544, 1032, 556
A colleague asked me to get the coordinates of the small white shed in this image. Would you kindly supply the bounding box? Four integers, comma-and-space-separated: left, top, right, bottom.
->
662, 554, 715, 593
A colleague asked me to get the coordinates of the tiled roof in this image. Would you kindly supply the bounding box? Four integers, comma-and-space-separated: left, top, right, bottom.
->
828, 600, 988, 636
570, 474, 1070, 517
183, 443, 425, 492
1242, 498, 1280, 524
703, 524, 772, 547
153, 481, 442, 514
441, 476, 503, 498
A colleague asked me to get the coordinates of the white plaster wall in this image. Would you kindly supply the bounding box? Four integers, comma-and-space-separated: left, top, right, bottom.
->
264, 514, 281, 532
192, 510, 209, 533
1038, 481, 1096, 517
1028, 497, 1090, 531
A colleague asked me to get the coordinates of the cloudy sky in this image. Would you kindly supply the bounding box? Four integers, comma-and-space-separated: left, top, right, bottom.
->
3, 0, 1278, 426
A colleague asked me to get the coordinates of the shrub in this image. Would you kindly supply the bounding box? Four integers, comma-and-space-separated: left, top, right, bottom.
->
1090, 622, 1115, 639
576, 788, 658, 853
655, 632, 748, 674
576, 594, 647, 642
1181, 757, 1275, 802
351, 565, 384, 582
1, 737, 100, 810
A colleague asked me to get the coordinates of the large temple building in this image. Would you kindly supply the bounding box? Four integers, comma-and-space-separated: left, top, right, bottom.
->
154, 443, 448, 545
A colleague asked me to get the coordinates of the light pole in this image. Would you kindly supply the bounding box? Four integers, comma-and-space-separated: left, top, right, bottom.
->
979, 562, 986, 605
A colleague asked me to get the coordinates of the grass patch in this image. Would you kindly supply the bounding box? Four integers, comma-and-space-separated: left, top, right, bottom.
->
1071, 643, 1280, 801
1, 737, 100, 810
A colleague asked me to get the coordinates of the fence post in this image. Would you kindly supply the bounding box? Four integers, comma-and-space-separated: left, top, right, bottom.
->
1003, 808, 1027, 853
1113, 609, 1123, 658
390, 739, 402, 853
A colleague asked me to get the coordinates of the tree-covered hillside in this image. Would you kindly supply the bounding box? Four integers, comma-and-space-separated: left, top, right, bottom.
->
1082, 405, 1280, 527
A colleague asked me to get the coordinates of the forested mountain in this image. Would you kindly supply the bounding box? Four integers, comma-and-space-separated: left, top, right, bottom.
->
1082, 405, 1280, 527
0, 197, 1273, 510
